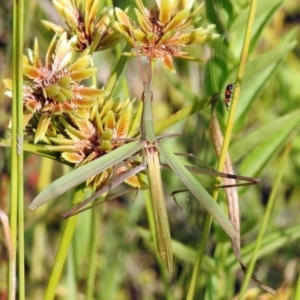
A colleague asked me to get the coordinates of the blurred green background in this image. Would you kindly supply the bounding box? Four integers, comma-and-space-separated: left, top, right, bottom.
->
0, 0, 300, 299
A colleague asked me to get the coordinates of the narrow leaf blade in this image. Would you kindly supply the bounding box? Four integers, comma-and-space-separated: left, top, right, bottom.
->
29, 141, 146, 209
155, 141, 235, 238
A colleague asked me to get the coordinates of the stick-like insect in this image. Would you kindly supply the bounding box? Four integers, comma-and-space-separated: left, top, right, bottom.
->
29, 5, 259, 272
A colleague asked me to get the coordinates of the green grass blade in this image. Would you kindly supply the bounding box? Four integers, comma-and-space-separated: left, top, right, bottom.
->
226, 224, 300, 272
154, 93, 219, 134
230, 110, 300, 163
106, 44, 131, 97
239, 112, 300, 176
236, 34, 297, 125
238, 135, 293, 298
155, 141, 235, 238
231, 0, 282, 49
135, 226, 218, 273
44, 184, 85, 300
0, 139, 75, 165
29, 141, 146, 209
10, 0, 25, 299
85, 209, 99, 300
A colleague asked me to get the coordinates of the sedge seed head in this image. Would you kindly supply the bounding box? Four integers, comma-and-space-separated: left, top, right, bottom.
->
3, 33, 106, 143
42, 0, 120, 52
115, 0, 219, 73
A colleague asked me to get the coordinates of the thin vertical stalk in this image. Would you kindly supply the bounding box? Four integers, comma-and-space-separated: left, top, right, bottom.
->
85, 208, 100, 300
44, 185, 85, 300
10, 0, 24, 299
17, 0, 25, 296
30, 158, 54, 282
66, 244, 77, 300
186, 0, 258, 298
238, 135, 293, 299
106, 0, 130, 98
9, 2, 17, 296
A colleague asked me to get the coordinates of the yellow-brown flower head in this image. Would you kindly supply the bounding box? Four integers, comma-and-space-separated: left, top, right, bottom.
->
115, 0, 220, 73
4, 33, 106, 143
42, 0, 120, 52
46, 97, 146, 191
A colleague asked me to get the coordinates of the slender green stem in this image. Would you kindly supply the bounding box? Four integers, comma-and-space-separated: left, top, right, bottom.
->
44, 185, 85, 300
10, 5, 18, 300
186, 0, 258, 298
106, 44, 131, 97
66, 244, 77, 300
86, 208, 100, 300
238, 135, 293, 299
10, 0, 24, 299
106, 0, 130, 98
17, 0, 24, 297
30, 158, 54, 283
105, 4, 130, 96
216, 0, 257, 196
186, 210, 209, 300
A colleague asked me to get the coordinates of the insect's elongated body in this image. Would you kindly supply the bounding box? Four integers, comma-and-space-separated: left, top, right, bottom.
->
139, 62, 174, 270
30, 2, 261, 276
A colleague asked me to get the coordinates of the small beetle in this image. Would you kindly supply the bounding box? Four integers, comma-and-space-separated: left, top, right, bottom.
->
224, 83, 235, 109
